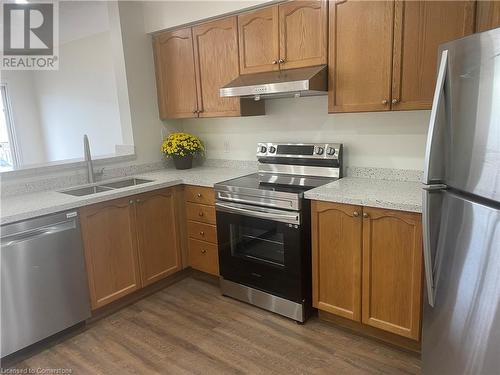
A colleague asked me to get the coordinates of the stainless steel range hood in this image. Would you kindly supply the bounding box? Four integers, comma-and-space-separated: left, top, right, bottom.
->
220, 65, 327, 100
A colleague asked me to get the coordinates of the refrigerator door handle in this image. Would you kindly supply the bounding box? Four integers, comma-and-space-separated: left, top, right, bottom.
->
423, 50, 448, 184
422, 185, 446, 307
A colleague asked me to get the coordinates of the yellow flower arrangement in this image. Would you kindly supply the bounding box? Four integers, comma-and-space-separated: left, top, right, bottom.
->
161, 132, 204, 157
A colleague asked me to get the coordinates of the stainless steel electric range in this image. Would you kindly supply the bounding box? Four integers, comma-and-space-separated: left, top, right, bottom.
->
214, 142, 343, 323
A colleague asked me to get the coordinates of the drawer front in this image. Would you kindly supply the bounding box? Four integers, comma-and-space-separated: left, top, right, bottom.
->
189, 238, 219, 276
185, 185, 215, 206
187, 221, 218, 243
186, 202, 216, 224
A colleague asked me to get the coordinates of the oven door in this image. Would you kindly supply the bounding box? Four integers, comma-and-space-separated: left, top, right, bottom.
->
216, 202, 303, 302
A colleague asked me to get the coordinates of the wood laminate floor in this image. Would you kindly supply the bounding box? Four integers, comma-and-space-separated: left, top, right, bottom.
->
12, 277, 421, 374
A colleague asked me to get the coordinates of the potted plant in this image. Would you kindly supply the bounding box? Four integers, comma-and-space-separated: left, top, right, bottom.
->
161, 132, 204, 170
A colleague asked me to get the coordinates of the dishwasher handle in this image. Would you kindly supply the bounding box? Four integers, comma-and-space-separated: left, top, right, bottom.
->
1, 219, 77, 247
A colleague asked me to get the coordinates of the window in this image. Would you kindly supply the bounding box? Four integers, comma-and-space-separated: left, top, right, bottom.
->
0, 85, 20, 171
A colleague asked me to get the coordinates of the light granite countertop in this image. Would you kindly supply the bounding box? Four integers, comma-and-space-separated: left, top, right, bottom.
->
304, 177, 422, 213
1, 165, 423, 226
1, 166, 255, 226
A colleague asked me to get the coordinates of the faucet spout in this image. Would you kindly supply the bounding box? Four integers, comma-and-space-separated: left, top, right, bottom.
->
83, 134, 94, 184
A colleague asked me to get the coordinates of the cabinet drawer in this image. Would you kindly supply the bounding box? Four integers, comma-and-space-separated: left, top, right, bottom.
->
187, 221, 218, 243
185, 185, 215, 206
186, 202, 216, 224
189, 238, 219, 276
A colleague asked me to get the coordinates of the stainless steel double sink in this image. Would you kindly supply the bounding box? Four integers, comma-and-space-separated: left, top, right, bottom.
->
59, 178, 153, 197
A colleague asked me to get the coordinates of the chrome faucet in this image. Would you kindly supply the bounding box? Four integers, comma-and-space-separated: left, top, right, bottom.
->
83, 134, 96, 184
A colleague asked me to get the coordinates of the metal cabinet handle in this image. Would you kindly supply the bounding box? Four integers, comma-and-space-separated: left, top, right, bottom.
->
382, 99, 388, 105
392, 98, 400, 104
129, 200, 134, 205
353, 211, 359, 217
278, 58, 285, 64
136, 199, 141, 203
192, 110, 198, 114
198, 212, 204, 217
197, 193, 202, 198
199, 231, 205, 236
272, 60, 278, 64
363, 212, 369, 218
201, 249, 207, 254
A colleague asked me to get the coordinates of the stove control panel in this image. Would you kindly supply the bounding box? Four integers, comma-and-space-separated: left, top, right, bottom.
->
256, 142, 342, 160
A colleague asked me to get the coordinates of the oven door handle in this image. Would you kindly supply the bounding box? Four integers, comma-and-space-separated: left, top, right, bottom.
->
216, 191, 296, 210
215, 202, 300, 225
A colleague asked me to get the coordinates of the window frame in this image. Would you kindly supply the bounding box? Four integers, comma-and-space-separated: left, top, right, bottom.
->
0, 83, 21, 169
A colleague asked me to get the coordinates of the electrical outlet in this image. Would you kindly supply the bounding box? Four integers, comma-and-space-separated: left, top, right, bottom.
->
224, 140, 230, 153
160, 127, 168, 140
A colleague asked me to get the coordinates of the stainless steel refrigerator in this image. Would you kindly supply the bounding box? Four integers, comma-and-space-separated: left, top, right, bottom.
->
422, 28, 500, 374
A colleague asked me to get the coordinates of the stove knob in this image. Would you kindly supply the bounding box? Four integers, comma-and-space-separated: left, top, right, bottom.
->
327, 147, 336, 156
269, 146, 276, 153
258, 145, 267, 153
315, 146, 324, 155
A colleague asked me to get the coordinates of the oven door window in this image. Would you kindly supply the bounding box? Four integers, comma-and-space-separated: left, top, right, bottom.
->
229, 220, 285, 267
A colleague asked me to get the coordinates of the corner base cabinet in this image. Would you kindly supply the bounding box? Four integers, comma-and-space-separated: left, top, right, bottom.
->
80, 187, 182, 310
312, 201, 423, 343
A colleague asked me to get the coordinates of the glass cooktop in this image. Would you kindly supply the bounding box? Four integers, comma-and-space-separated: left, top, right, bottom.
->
217, 173, 337, 195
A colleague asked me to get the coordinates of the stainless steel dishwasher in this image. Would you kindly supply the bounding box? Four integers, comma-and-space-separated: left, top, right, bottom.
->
1, 210, 91, 357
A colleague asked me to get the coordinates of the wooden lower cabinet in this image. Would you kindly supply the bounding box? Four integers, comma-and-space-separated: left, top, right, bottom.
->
184, 185, 219, 276
188, 238, 219, 276
362, 207, 423, 340
311, 201, 362, 322
80, 187, 182, 310
80, 197, 142, 310
312, 201, 423, 343
135, 189, 181, 287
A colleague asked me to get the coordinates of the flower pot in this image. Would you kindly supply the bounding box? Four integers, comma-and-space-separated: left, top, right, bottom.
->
173, 154, 193, 170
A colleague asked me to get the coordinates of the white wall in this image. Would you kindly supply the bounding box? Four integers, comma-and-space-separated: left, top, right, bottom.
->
33, 31, 124, 162
183, 96, 430, 170
118, 1, 180, 164
0, 71, 47, 165
142, 0, 274, 33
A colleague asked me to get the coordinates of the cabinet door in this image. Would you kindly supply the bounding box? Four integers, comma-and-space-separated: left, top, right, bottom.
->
312, 201, 363, 322
238, 6, 280, 74
193, 17, 241, 118
135, 188, 181, 287
279, 0, 328, 70
328, 0, 394, 113
392, 1, 475, 110
153, 28, 198, 119
362, 207, 423, 340
476, 1, 500, 32
80, 198, 141, 310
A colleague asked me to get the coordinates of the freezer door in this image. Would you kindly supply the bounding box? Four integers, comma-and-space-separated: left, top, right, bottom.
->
424, 28, 500, 202
422, 191, 500, 375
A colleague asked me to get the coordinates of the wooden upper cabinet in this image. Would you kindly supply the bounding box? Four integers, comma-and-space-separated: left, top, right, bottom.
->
362, 207, 423, 340
328, 0, 395, 113
135, 188, 181, 287
238, 6, 280, 74
312, 201, 363, 322
278, 0, 328, 69
193, 17, 241, 117
153, 28, 198, 119
392, 1, 475, 110
80, 198, 141, 310
476, 1, 500, 32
